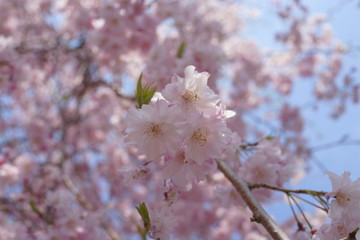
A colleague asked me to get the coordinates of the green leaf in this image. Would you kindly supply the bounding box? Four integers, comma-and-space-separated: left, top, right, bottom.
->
135, 73, 157, 108
62, 94, 70, 101
136, 202, 151, 230
143, 87, 157, 105
265, 136, 275, 140
29, 200, 43, 217
136, 73, 144, 108
176, 42, 186, 58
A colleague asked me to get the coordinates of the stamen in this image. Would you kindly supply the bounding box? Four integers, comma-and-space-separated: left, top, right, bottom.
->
145, 122, 164, 139
335, 192, 351, 202
191, 128, 208, 146
181, 90, 199, 107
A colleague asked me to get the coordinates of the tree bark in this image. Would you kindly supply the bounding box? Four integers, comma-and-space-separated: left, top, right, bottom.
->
215, 159, 290, 240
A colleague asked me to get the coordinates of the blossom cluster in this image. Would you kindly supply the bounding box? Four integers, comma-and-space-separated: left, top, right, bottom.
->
239, 140, 301, 202
316, 172, 360, 240
0, 0, 359, 239
288, 171, 360, 240
125, 65, 238, 190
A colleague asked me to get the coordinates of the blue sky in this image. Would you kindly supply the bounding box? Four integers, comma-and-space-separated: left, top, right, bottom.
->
294, 0, 360, 187
246, 0, 360, 185
243, 0, 360, 226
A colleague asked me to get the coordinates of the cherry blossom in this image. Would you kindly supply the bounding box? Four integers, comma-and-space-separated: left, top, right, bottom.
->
182, 113, 229, 164
162, 150, 216, 189
0, 0, 359, 239
148, 205, 177, 240
125, 99, 184, 161
162, 65, 219, 115
326, 171, 360, 220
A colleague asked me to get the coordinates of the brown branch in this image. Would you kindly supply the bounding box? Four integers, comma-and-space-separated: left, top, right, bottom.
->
62, 175, 121, 240
58, 109, 121, 240
248, 183, 327, 196
310, 138, 360, 152
292, 194, 328, 212
95, 80, 136, 101
215, 159, 291, 240
62, 175, 93, 211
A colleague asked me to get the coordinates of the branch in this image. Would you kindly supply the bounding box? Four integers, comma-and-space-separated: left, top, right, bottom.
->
215, 159, 290, 240
310, 138, 360, 152
248, 183, 327, 196
62, 175, 121, 240
95, 79, 136, 101
58, 115, 121, 240
58, 106, 121, 240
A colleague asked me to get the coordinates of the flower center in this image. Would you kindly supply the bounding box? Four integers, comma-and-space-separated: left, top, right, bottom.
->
335, 192, 350, 203
145, 122, 164, 139
181, 90, 199, 107
191, 128, 208, 146
336, 224, 347, 236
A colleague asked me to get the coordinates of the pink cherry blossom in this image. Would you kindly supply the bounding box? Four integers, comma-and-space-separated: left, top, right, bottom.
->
125, 99, 184, 161
162, 65, 219, 115
148, 205, 177, 240
0, 0, 359, 239
182, 113, 229, 164
317, 218, 359, 240
326, 171, 360, 220
162, 150, 216, 189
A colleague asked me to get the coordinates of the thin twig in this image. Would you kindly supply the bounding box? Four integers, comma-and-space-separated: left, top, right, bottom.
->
215, 159, 290, 240
288, 194, 313, 230
292, 194, 327, 212
96, 80, 136, 101
286, 194, 301, 227
310, 139, 360, 152
248, 183, 327, 196
62, 175, 121, 240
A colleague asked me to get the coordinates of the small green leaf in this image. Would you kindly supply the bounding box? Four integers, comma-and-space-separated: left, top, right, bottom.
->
62, 95, 70, 101
265, 136, 275, 140
136, 202, 151, 230
135, 73, 157, 108
143, 87, 157, 105
136, 73, 144, 108
29, 200, 43, 217
176, 42, 186, 58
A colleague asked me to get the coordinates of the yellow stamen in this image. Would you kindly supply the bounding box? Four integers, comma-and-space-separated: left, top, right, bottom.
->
191, 128, 208, 146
